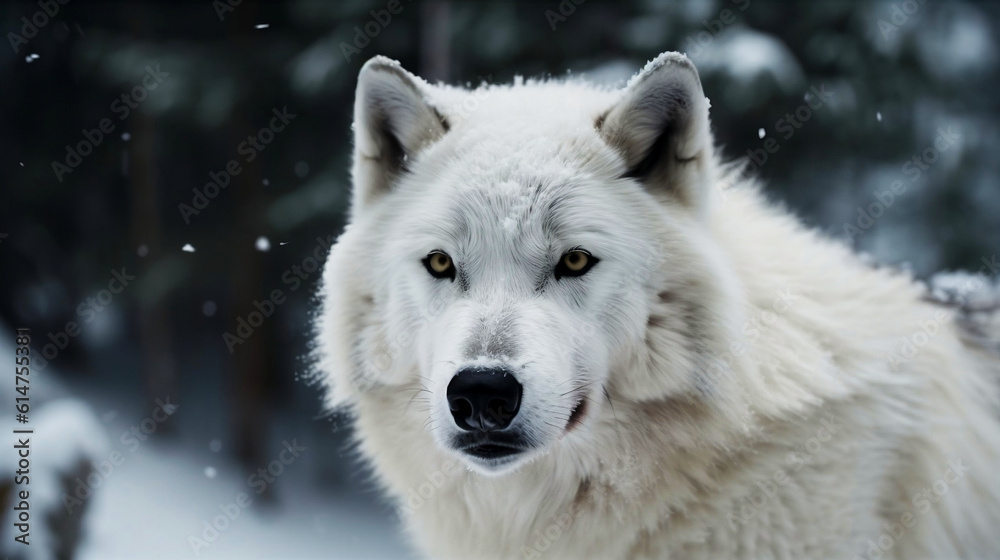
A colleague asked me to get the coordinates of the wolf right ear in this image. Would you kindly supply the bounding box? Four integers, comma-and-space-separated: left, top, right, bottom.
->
351, 56, 449, 216
598, 52, 714, 209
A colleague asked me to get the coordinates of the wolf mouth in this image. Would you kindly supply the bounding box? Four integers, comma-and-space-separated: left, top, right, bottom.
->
453, 431, 529, 461
462, 442, 524, 460
565, 394, 589, 433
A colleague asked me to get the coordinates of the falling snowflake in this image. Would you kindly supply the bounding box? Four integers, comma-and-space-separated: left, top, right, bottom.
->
202, 301, 217, 317
255, 236, 271, 251
181, 243, 196, 253
876, 111, 883, 122
137, 244, 149, 257
121, 132, 131, 141
758, 128, 766, 139
255, 23, 270, 29
204, 466, 217, 479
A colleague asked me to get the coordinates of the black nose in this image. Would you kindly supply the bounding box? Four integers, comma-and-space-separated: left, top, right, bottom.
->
447, 367, 522, 431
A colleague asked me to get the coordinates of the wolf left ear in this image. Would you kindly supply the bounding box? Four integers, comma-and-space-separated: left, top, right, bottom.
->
351, 56, 449, 216
598, 52, 713, 209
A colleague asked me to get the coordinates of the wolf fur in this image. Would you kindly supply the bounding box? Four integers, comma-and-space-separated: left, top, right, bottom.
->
315, 52, 1000, 559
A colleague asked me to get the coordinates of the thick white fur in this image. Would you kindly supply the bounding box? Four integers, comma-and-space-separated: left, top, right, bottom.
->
315, 52, 1000, 559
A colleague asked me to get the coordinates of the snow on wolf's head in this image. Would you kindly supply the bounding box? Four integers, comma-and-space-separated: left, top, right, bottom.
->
318, 53, 749, 475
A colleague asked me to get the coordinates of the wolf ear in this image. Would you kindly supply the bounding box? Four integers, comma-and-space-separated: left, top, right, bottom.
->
598, 52, 713, 208
351, 56, 448, 215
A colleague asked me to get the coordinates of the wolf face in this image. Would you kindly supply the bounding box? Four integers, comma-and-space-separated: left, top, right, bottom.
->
319, 53, 749, 476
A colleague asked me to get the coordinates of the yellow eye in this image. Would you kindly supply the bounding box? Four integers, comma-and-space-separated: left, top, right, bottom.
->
429, 253, 451, 273
423, 251, 456, 280
555, 249, 598, 280
563, 251, 588, 272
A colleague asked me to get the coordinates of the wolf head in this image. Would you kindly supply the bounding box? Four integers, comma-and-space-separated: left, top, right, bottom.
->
318, 53, 755, 476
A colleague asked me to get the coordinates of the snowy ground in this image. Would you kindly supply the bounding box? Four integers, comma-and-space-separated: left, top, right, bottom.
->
77, 437, 415, 560
0, 331, 415, 559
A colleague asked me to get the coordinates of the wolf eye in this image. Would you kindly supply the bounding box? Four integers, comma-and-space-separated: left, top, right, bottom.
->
555, 249, 598, 280
423, 251, 456, 281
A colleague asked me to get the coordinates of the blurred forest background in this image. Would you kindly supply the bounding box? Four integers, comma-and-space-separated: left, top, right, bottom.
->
1, 0, 998, 558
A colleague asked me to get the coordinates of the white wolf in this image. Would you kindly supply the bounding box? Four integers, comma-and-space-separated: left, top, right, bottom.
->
315, 52, 1000, 559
